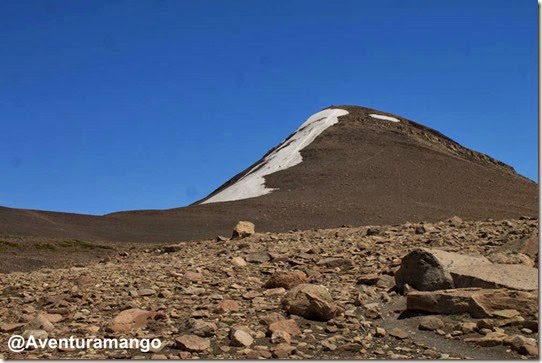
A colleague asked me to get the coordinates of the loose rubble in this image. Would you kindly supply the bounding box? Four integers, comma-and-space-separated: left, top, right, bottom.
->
0, 217, 538, 359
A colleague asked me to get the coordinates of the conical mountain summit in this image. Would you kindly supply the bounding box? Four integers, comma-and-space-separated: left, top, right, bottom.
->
0, 105, 537, 242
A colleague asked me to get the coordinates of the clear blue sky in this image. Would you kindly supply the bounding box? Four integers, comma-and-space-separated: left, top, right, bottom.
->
1, 0, 537, 215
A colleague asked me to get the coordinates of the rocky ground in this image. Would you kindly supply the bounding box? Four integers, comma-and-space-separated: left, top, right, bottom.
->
0, 216, 538, 359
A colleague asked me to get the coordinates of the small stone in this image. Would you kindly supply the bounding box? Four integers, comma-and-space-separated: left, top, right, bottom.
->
27, 313, 54, 332
357, 274, 380, 286
151, 354, 168, 360
232, 221, 255, 238
415, 226, 426, 234
518, 344, 538, 357
109, 308, 155, 333
189, 320, 217, 337
22, 329, 48, 341
458, 322, 477, 334
376, 275, 395, 289
521, 328, 533, 334
43, 313, 63, 323
418, 316, 444, 331
214, 299, 240, 313
184, 271, 204, 282
374, 327, 386, 337
264, 270, 308, 290
321, 340, 337, 351
263, 287, 286, 296
271, 330, 292, 344
317, 257, 354, 270
231, 257, 247, 267
158, 290, 173, 298
138, 288, 156, 296
492, 309, 520, 319
389, 328, 409, 340
190, 310, 210, 319
161, 245, 181, 253
269, 319, 301, 337
0, 323, 25, 332
218, 346, 231, 353
477, 319, 495, 330
479, 328, 492, 335
281, 283, 343, 321
272, 344, 296, 358
246, 252, 270, 263
175, 335, 210, 352
464, 332, 507, 347
424, 349, 440, 358
259, 312, 285, 325
245, 350, 262, 359
230, 329, 254, 347
504, 334, 537, 351
449, 216, 463, 226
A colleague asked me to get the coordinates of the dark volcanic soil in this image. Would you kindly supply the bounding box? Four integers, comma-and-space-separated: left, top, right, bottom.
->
0, 105, 537, 243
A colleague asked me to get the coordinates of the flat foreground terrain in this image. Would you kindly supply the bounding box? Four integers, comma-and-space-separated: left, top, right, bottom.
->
0, 216, 538, 359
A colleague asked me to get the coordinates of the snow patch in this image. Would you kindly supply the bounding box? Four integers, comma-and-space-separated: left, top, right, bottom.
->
369, 114, 400, 123
202, 108, 349, 204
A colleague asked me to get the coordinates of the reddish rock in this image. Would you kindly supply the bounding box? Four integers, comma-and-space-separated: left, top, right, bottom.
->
271, 330, 292, 344
259, 312, 285, 325
0, 323, 25, 332
465, 332, 507, 347
264, 270, 308, 290
389, 328, 409, 340
272, 344, 296, 358
518, 344, 538, 357
214, 299, 240, 313
175, 335, 210, 352
230, 329, 253, 347
316, 257, 354, 269
268, 319, 301, 337
184, 271, 204, 282
109, 308, 155, 333
407, 288, 537, 318
418, 316, 444, 331
281, 283, 343, 321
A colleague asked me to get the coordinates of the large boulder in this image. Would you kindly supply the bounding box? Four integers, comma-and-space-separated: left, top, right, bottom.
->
451, 263, 538, 291
395, 248, 538, 293
406, 288, 538, 318
281, 284, 342, 321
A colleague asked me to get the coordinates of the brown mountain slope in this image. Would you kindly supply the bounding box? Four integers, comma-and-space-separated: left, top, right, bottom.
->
0, 105, 537, 242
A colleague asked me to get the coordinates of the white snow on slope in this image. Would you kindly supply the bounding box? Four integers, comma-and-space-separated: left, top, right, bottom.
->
202, 108, 349, 204
369, 114, 400, 123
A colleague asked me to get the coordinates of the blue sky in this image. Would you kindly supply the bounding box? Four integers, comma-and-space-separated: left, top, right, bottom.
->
0, 0, 537, 215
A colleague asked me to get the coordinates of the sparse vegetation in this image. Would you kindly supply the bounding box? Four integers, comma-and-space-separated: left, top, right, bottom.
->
34, 240, 115, 251
0, 240, 19, 252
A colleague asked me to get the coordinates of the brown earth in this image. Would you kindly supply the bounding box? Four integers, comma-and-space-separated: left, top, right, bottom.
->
0, 105, 537, 243
0, 217, 537, 359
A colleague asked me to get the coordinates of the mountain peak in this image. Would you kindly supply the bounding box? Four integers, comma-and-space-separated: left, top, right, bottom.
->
0, 105, 536, 243
199, 104, 526, 205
